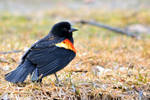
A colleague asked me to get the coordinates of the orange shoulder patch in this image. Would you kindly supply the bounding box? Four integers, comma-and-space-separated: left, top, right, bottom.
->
55, 39, 76, 53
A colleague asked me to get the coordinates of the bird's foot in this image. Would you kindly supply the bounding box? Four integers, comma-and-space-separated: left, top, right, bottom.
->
55, 80, 63, 87
32, 78, 43, 84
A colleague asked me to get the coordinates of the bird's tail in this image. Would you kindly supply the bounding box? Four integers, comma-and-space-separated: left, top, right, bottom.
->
5, 60, 35, 83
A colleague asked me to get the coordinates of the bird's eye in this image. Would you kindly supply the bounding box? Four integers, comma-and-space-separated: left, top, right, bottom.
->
63, 28, 68, 31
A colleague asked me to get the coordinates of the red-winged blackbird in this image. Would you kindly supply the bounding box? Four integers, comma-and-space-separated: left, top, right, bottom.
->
5, 21, 78, 83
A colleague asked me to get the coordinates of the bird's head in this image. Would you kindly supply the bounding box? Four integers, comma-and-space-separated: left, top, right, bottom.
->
51, 21, 78, 38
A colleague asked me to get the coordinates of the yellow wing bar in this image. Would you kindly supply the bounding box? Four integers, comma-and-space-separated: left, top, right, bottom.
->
55, 39, 76, 53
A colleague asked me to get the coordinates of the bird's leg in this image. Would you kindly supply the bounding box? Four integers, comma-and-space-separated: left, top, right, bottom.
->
54, 73, 59, 83
37, 78, 42, 83
54, 73, 63, 87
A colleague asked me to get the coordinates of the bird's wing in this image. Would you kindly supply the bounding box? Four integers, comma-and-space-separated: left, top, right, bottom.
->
25, 36, 76, 77
20, 35, 65, 64
26, 37, 76, 65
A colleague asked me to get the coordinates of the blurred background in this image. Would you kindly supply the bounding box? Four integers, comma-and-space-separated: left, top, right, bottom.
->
0, 0, 150, 99
0, 0, 150, 13
0, 0, 150, 50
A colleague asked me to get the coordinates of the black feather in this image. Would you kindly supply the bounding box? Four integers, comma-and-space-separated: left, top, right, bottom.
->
5, 60, 35, 83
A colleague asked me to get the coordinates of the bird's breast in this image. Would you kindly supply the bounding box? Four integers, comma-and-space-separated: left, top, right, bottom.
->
55, 39, 76, 53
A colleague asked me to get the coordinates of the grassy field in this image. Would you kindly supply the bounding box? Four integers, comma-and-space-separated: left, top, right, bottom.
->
0, 8, 150, 99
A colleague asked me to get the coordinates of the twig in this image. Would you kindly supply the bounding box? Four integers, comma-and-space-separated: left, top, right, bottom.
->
76, 20, 139, 38
0, 50, 23, 54
0, 58, 10, 64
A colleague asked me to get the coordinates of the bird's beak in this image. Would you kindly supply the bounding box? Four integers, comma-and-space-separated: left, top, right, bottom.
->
69, 28, 78, 33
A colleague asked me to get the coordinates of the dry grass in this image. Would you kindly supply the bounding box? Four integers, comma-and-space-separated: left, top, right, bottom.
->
0, 8, 150, 100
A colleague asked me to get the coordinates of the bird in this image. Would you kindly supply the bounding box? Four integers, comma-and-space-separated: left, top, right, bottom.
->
5, 21, 78, 83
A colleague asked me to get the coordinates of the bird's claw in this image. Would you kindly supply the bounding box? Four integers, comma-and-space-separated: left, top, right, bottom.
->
55, 80, 63, 87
